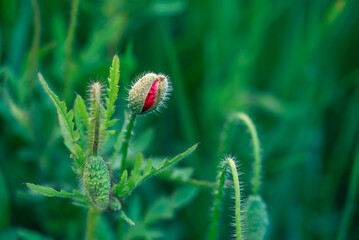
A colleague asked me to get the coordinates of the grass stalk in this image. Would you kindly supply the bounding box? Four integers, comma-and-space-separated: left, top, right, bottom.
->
63, 0, 80, 100
337, 147, 359, 240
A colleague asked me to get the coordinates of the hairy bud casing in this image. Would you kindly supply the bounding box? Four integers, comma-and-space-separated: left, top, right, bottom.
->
245, 195, 269, 240
128, 73, 169, 114
83, 155, 111, 209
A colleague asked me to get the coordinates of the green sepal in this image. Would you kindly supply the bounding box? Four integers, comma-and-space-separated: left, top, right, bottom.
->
120, 210, 135, 226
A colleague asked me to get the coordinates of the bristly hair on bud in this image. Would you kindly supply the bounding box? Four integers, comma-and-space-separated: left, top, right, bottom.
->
88, 81, 105, 156
128, 73, 170, 115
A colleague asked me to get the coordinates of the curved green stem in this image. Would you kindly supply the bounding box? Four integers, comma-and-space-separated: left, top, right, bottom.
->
121, 113, 136, 172
85, 208, 100, 240
219, 112, 262, 195
227, 157, 242, 240
209, 160, 227, 240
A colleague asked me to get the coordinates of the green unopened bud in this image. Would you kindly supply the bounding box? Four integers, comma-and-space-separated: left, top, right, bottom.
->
128, 73, 169, 115
245, 195, 269, 240
83, 156, 111, 209
108, 196, 122, 212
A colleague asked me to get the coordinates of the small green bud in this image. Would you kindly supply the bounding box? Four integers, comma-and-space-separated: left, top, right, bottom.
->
83, 156, 111, 209
128, 73, 169, 115
245, 195, 269, 240
108, 196, 122, 212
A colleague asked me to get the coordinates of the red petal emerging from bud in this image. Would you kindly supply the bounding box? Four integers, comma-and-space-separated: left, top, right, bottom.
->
141, 79, 159, 113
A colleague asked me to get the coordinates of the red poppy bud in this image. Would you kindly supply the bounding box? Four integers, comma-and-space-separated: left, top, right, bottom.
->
128, 73, 169, 115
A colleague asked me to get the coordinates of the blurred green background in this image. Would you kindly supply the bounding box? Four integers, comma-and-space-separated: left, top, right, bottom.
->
1, 0, 359, 239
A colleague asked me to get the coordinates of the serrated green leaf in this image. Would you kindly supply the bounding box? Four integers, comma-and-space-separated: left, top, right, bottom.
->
26, 183, 84, 201
106, 119, 117, 128
120, 143, 199, 198
105, 54, 120, 124
72, 144, 86, 174
38, 73, 79, 153
127, 177, 136, 190
74, 95, 87, 149
155, 143, 198, 172
74, 94, 89, 129
132, 154, 143, 181
144, 158, 152, 176
144, 186, 198, 225
112, 170, 128, 195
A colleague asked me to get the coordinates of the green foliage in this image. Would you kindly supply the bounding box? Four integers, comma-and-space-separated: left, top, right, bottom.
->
105, 54, 120, 125
0, 167, 10, 229
112, 143, 198, 198
38, 72, 81, 155
1, 0, 359, 239
226, 157, 243, 240
124, 186, 199, 240
220, 112, 262, 194
25, 183, 84, 200
245, 195, 269, 240
83, 156, 111, 209
209, 159, 227, 240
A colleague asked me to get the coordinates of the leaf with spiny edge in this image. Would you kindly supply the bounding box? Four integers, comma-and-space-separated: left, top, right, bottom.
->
132, 154, 144, 182
115, 143, 198, 198
38, 72, 81, 155
144, 158, 152, 176
72, 144, 86, 175
74, 94, 89, 129
105, 54, 120, 125
112, 170, 128, 196
26, 183, 85, 201
74, 95, 88, 149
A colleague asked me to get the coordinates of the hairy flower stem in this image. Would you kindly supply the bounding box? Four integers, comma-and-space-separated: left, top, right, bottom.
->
209, 161, 227, 240
89, 83, 103, 156
220, 113, 262, 194
121, 113, 136, 172
85, 208, 100, 240
227, 158, 242, 240
236, 113, 261, 195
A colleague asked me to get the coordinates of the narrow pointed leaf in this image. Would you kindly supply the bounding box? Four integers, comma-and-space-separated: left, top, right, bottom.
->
38, 72, 79, 153
74, 94, 89, 129
120, 210, 135, 226
112, 170, 128, 195
121, 143, 198, 198
105, 54, 120, 123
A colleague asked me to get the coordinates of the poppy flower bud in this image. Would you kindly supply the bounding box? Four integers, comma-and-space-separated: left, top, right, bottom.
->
128, 73, 169, 115
83, 155, 111, 209
245, 195, 269, 240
